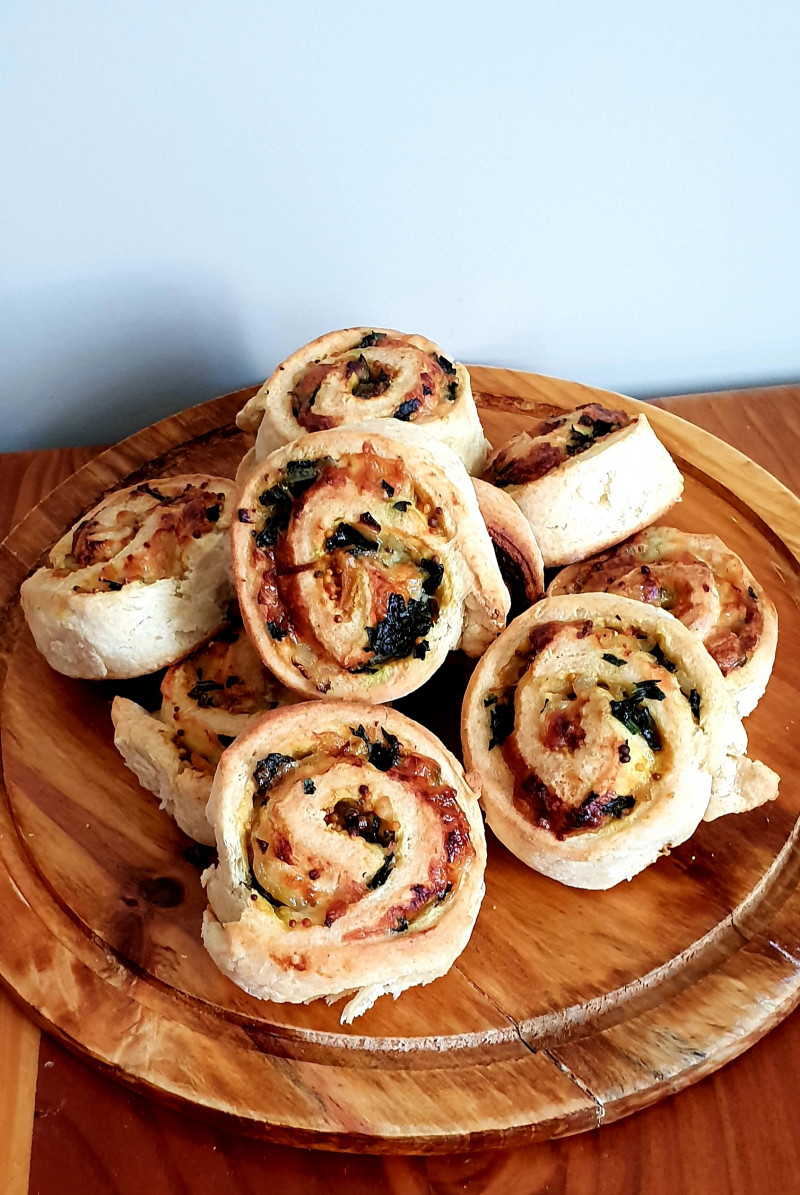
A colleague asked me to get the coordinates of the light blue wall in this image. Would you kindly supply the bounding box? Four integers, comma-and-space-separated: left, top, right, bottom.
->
3, 1, 799, 451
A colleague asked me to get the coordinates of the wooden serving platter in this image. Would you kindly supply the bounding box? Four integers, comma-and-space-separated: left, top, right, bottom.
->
1, 366, 800, 1155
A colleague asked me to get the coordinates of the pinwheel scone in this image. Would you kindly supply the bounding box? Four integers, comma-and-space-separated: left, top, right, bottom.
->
236, 327, 490, 477
548, 527, 778, 717
112, 624, 299, 844
462, 594, 778, 890
484, 403, 684, 567
472, 478, 544, 617
232, 422, 509, 703
202, 703, 486, 1022
20, 475, 236, 679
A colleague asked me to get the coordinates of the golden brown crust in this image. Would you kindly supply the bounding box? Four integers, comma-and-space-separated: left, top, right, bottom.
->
461, 594, 778, 889
202, 702, 486, 1022
548, 527, 778, 716
236, 327, 490, 475
20, 475, 236, 679
111, 625, 299, 842
231, 423, 509, 703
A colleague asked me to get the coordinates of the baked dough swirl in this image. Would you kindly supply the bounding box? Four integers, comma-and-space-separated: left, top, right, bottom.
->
111, 623, 298, 844
232, 423, 509, 702
462, 594, 778, 889
473, 478, 544, 618
484, 404, 684, 566
202, 703, 486, 1022
20, 475, 236, 679
236, 327, 489, 476
548, 527, 778, 716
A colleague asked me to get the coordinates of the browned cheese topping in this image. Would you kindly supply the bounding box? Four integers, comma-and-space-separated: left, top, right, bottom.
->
482, 619, 698, 839
552, 530, 763, 675
162, 624, 293, 772
246, 726, 473, 935
244, 446, 446, 683
59, 481, 225, 592
487, 403, 632, 487
286, 331, 459, 432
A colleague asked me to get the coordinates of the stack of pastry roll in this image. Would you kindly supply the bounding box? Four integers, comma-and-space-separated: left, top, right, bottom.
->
112, 623, 299, 844
20, 475, 236, 678
462, 595, 778, 890
547, 527, 778, 716
195, 422, 505, 1015
236, 327, 490, 476
202, 704, 486, 1022
232, 421, 509, 702
16, 331, 783, 1019
484, 402, 684, 566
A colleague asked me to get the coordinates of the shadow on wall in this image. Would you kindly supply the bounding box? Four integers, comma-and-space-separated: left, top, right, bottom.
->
0, 269, 256, 452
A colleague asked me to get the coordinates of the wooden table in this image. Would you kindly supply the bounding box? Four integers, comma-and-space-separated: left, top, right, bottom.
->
2, 384, 800, 1195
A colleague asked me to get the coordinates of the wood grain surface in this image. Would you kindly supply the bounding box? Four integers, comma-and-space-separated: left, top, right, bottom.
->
3, 382, 800, 1190
0, 997, 38, 1195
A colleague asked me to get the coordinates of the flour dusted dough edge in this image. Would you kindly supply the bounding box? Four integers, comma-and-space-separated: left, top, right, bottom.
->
236, 326, 490, 476
500, 414, 684, 567
704, 756, 779, 822
461, 594, 778, 890
111, 696, 215, 844
202, 702, 487, 1022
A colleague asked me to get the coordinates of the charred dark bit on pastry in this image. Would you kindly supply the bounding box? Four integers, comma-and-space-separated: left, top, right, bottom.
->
324, 523, 378, 555
393, 397, 422, 421
252, 458, 334, 548
253, 752, 297, 796
188, 677, 225, 707
359, 331, 387, 349
512, 771, 637, 839
369, 853, 396, 889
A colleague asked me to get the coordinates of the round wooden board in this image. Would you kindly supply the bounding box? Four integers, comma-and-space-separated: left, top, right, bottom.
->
2, 366, 800, 1155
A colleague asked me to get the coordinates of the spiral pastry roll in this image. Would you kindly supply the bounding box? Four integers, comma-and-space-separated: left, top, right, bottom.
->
462, 594, 778, 890
236, 327, 489, 476
111, 624, 299, 844
232, 423, 509, 703
548, 528, 778, 717
484, 403, 684, 567
473, 478, 544, 618
20, 475, 236, 679
202, 703, 486, 1022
